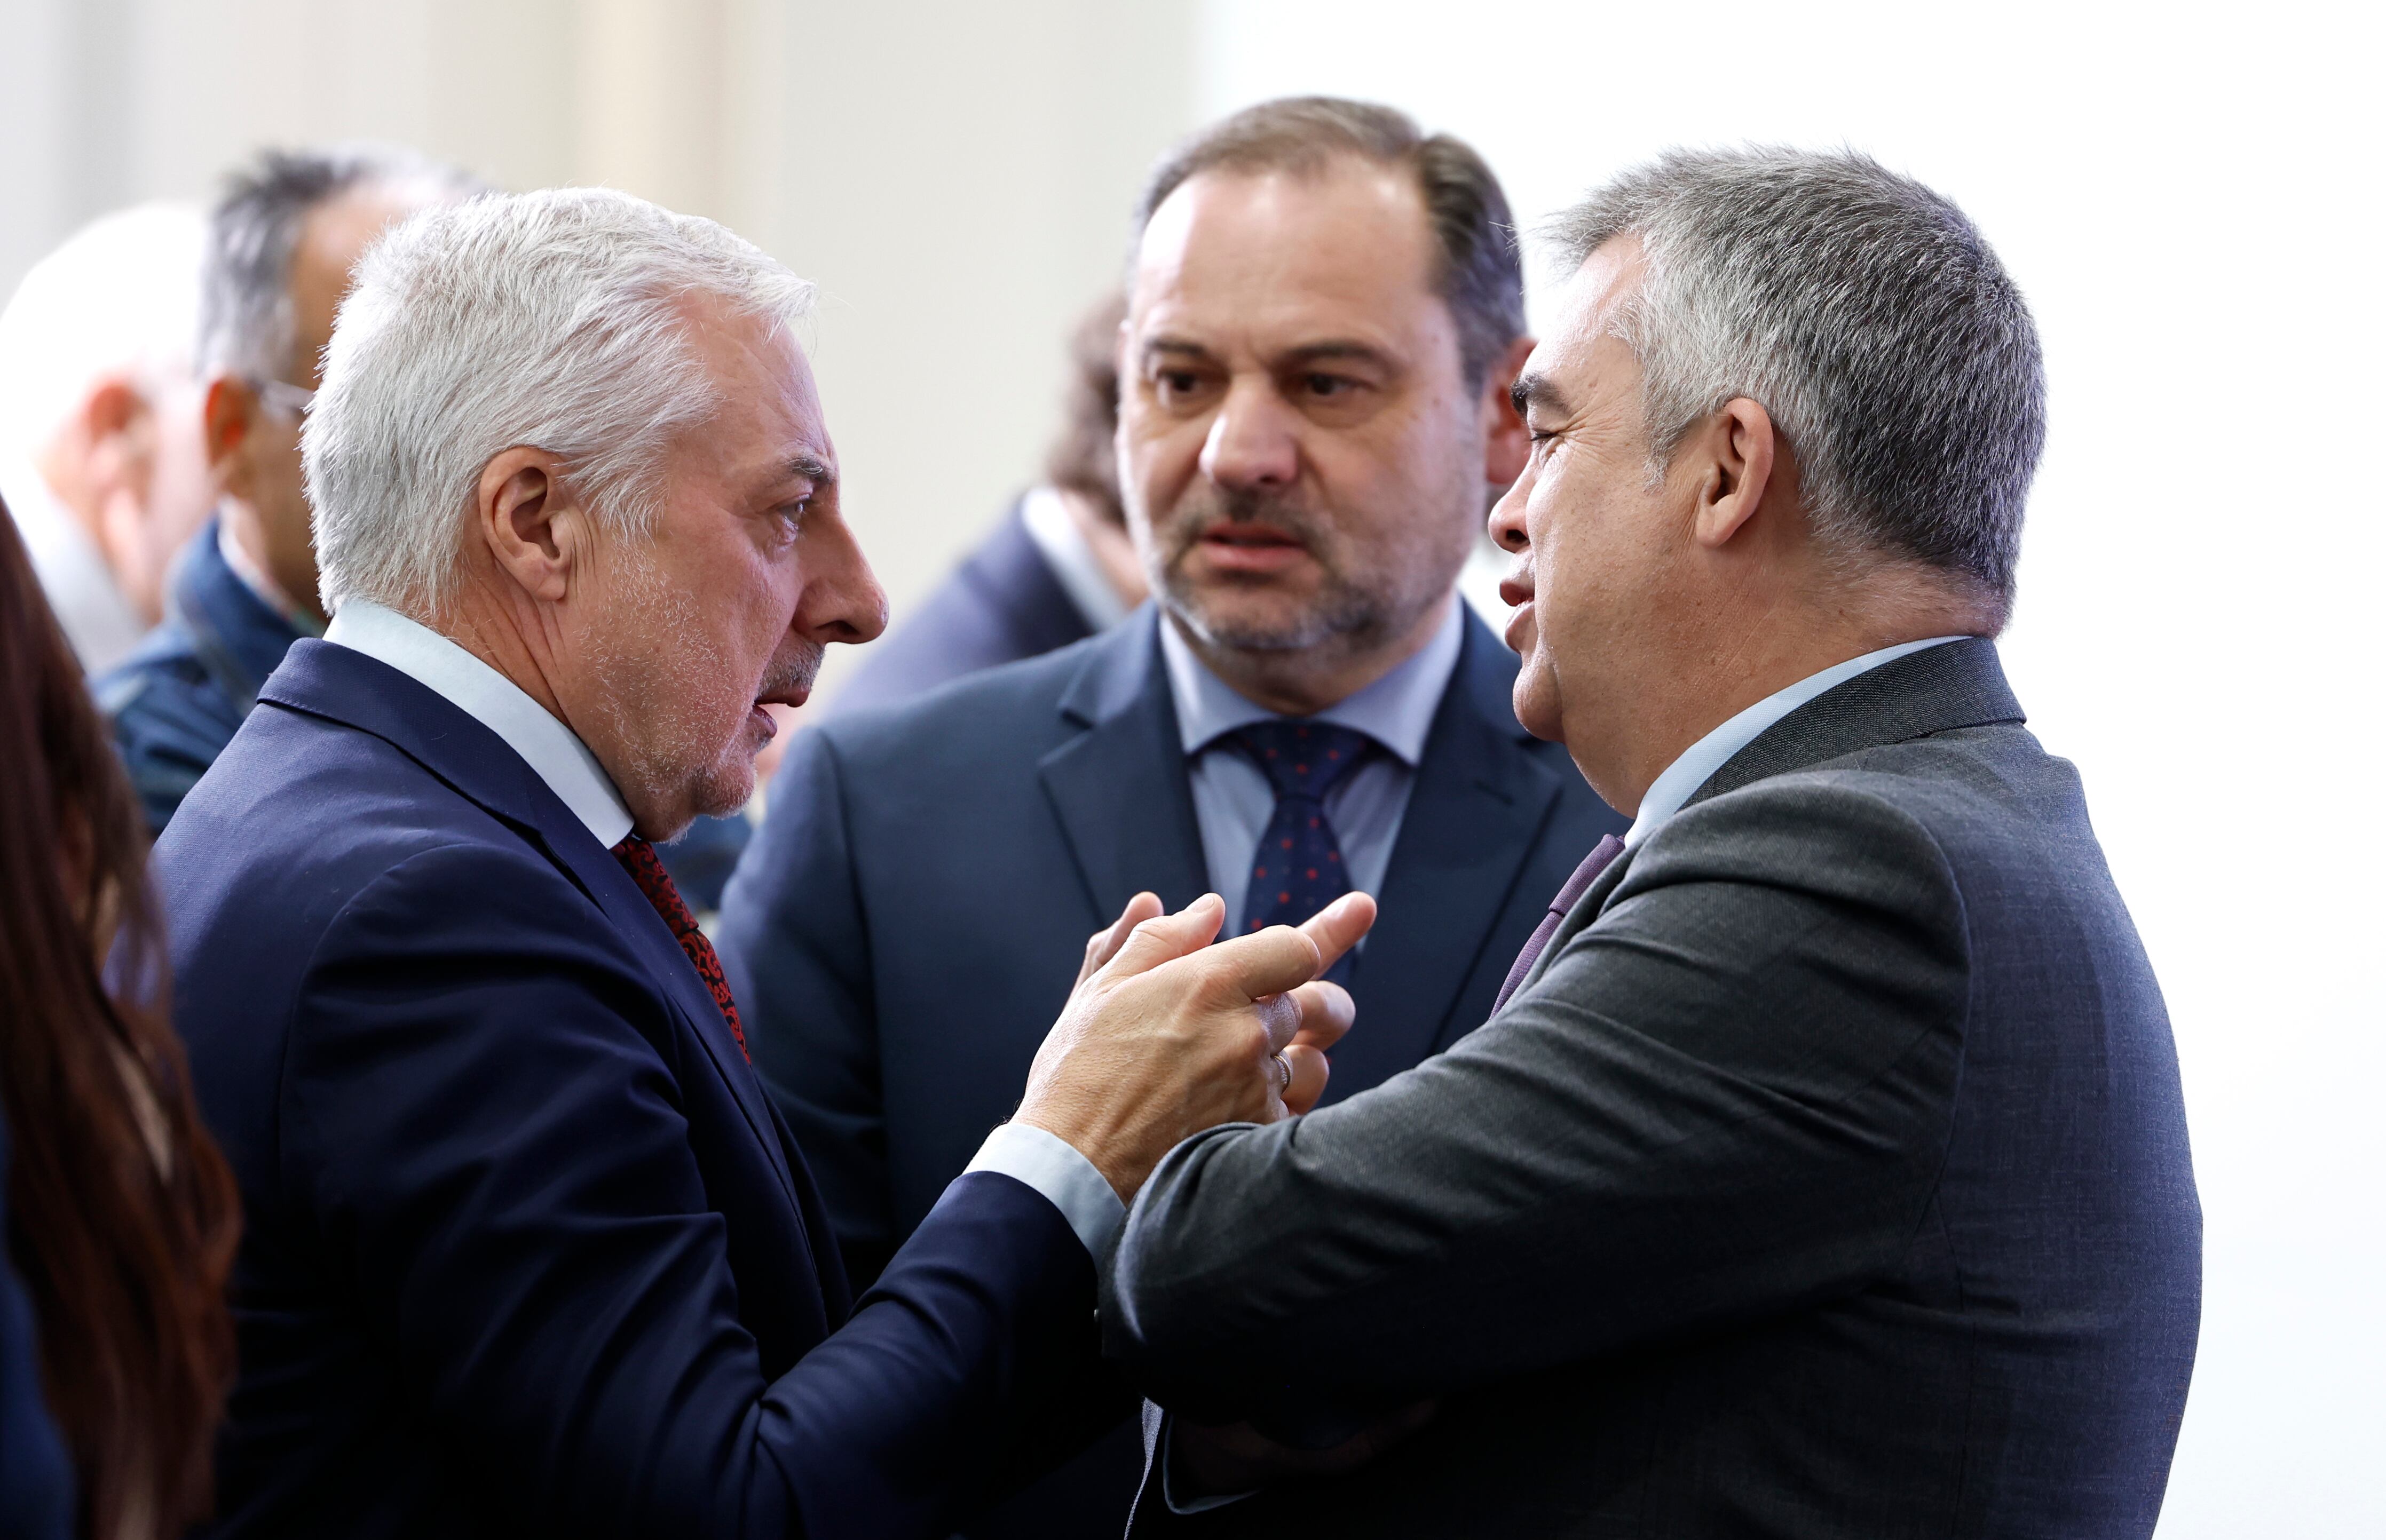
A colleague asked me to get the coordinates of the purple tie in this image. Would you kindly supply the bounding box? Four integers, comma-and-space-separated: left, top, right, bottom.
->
1491, 834, 1626, 1015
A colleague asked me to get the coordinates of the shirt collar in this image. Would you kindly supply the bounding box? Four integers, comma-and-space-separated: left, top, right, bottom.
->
323, 598, 635, 847
1158, 594, 1465, 767
1018, 485, 1131, 634
1625, 635, 1971, 849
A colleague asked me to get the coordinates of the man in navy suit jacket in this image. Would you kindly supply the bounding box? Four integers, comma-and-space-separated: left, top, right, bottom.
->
157, 186, 1367, 1539
715, 98, 1625, 1538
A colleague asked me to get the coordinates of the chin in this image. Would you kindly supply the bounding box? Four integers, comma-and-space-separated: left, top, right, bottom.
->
1511, 664, 1566, 743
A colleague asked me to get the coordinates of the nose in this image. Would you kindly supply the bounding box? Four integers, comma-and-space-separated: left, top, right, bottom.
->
1197, 377, 1300, 495
795, 510, 889, 647
1488, 470, 1531, 554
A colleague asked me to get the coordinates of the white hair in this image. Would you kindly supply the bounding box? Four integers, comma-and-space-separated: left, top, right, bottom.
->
305, 187, 815, 616
0, 202, 205, 459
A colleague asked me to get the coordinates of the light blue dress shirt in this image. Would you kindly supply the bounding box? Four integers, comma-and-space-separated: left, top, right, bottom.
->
1158, 597, 1467, 936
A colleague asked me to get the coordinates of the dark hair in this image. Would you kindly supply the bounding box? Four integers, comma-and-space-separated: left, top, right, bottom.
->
1549, 147, 2043, 619
0, 499, 241, 1538
1132, 97, 1524, 388
200, 142, 486, 383
1044, 289, 1126, 527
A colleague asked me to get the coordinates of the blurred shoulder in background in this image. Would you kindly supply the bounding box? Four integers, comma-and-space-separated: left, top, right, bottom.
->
824, 289, 1146, 719
0, 202, 211, 676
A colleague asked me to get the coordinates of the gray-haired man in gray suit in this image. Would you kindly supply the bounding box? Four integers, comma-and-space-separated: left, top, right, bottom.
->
1102, 147, 2201, 1538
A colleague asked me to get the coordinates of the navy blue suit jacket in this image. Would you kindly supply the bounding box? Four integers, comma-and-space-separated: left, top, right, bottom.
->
825, 498, 1092, 720
157, 639, 1107, 1539
717, 606, 1626, 1282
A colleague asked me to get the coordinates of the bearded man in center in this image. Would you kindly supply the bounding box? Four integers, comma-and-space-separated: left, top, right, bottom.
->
715, 96, 1627, 1539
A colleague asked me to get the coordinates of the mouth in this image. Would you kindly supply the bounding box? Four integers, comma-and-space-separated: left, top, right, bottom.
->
1195, 522, 1310, 575
748, 687, 811, 739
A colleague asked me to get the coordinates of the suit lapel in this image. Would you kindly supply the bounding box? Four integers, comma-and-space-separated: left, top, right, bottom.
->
1038, 613, 1211, 920
1516, 638, 2027, 1002
555, 842, 808, 1217
257, 640, 804, 1217
1337, 615, 1568, 1082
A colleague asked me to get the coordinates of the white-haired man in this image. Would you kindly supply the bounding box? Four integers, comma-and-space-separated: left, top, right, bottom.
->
156, 187, 1369, 1538
0, 202, 214, 672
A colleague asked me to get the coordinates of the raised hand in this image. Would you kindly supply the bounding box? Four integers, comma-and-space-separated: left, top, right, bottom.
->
1017, 890, 1376, 1200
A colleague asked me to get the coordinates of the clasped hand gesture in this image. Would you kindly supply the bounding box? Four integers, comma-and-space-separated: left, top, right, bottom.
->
1013, 889, 1374, 1202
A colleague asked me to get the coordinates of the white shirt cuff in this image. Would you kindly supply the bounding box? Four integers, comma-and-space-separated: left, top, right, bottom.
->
963, 1122, 1125, 1260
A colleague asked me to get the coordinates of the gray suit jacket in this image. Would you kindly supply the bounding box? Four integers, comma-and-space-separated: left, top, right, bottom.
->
1104, 639, 2200, 1539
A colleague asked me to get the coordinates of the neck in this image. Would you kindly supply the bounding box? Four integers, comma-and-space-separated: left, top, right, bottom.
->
1174, 589, 1452, 717
220, 501, 327, 625
428, 570, 573, 726
1587, 569, 1993, 814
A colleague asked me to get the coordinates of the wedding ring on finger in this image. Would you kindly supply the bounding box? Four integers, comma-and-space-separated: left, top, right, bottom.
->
1270, 1052, 1292, 1093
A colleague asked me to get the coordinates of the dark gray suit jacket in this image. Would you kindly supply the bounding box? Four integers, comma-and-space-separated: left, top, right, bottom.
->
1105, 640, 2201, 1539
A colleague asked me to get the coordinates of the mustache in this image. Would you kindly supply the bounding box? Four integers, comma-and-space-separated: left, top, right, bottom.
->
755, 640, 823, 702
1165, 487, 1327, 552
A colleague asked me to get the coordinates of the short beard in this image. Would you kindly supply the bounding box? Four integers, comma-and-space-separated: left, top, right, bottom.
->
584, 546, 820, 836
1149, 487, 1390, 655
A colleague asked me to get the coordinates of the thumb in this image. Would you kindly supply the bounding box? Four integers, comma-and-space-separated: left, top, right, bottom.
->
1098, 893, 1227, 983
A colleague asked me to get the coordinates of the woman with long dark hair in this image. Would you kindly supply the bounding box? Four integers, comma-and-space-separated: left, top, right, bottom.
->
0, 498, 240, 1539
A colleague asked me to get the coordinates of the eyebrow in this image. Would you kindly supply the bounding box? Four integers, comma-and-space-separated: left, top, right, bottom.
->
781, 451, 836, 488
1139, 336, 1399, 370
1511, 370, 1569, 419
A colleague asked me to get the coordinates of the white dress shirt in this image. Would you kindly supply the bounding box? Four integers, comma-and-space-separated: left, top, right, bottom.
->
1, 454, 146, 673
323, 598, 1126, 1259
1626, 636, 1973, 849
1160, 597, 1465, 936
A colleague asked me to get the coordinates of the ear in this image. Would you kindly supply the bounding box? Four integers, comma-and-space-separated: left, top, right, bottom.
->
203, 376, 259, 497
1480, 335, 1537, 488
474, 446, 587, 606
76, 376, 163, 512
1689, 396, 1780, 551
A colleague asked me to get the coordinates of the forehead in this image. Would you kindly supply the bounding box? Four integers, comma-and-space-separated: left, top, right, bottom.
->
682, 303, 832, 474
1131, 158, 1442, 341
1534, 237, 1649, 394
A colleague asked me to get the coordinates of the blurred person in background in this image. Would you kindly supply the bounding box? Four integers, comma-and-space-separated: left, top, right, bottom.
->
825, 290, 1144, 717
716, 96, 1626, 1538
1104, 147, 2200, 1537
94, 145, 482, 836
0, 203, 212, 674
157, 185, 1364, 1538
0, 501, 242, 1540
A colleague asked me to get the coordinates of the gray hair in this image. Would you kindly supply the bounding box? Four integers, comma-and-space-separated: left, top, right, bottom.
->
1548, 147, 2044, 616
305, 187, 816, 616
1135, 97, 1524, 389
199, 143, 486, 384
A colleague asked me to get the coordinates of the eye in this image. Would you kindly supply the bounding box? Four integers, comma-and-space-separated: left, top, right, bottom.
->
1303, 373, 1353, 398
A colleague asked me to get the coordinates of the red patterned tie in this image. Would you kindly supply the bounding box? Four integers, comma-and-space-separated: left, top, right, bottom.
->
612, 836, 748, 1061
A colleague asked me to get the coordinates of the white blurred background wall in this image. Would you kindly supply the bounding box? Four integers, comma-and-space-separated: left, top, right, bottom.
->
2, 2, 2377, 1533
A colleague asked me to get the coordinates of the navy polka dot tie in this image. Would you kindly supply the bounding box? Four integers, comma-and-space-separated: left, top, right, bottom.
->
1229, 720, 1377, 934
